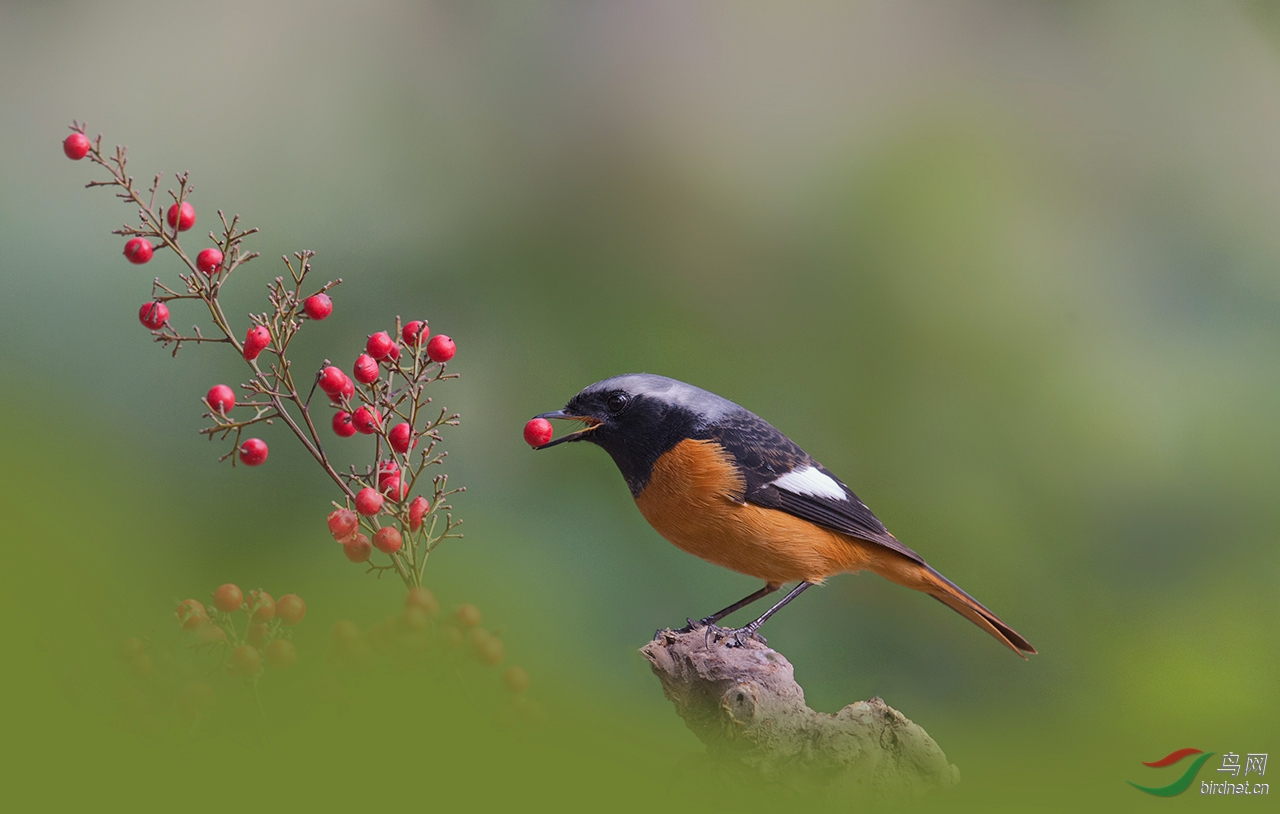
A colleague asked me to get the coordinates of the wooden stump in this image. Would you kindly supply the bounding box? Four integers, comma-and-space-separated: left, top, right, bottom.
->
641, 626, 960, 801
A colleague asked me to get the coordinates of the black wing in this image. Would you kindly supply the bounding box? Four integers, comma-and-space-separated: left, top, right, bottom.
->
709, 411, 924, 565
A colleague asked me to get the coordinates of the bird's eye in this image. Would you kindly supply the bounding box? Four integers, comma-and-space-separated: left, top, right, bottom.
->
606, 393, 629, 414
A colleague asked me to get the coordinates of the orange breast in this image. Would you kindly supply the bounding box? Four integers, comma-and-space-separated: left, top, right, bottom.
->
633, 439, 874, 584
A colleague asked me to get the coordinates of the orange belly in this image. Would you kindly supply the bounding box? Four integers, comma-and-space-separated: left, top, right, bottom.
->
633, 438, 875, 584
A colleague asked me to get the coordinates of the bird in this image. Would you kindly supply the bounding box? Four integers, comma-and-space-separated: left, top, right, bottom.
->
532, 373, 1036, 657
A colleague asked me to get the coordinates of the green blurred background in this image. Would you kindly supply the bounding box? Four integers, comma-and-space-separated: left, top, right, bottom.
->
2, 1, 1278, 810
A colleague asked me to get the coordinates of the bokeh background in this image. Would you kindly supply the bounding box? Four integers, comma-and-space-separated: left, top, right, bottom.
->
2, 1, 1278, 810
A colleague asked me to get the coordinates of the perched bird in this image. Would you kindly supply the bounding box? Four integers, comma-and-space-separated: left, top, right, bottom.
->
533, 373, 1035, 657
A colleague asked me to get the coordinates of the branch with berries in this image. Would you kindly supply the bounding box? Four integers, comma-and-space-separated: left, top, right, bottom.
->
64, 124, 463, 589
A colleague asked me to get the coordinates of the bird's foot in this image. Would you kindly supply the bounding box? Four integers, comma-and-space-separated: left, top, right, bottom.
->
715, 624, 767, 648
674, 616, 713, 635
655, 618, 712, 640
657, 620, 766, 647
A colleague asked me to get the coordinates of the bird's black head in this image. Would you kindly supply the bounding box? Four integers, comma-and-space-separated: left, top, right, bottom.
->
533, 373, 742, 494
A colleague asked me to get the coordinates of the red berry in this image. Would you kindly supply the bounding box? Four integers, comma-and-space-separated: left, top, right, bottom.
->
343, 534, 372, 562
332, 410, 356, 437
327, 508, 359, 540
243, 326, 271, 361
276, 594, 306, 626
389, 422, 415, 454
206, 384, 235, 413
196, 248, 223, 276
265, 639, 297, 670
385, 343, 401, 362
239, 438, 268, 466
330, 620, 362, 646
212, 583, 243, 613
454, 604, 482, 628
123, 237, 153, 264
503, 666, 530, 693
63, 132, 90, 160
138, 301, 169, 330
117, 637, 146, 662
408, 495, 429, 531
426, 334, 455, 363
339, 377, 354, 400
355, 487, 384, 516
402, 606, 430, 631
228, 644, 261, 678
166, 201, 196, 231
473, 630, 505, 666
246, 623, 269, 648
402, 321, 428, 345
365, 331, 394, 359
303, 293, 332, 320
351, 406, 381, 434
372, 526, 402, 554
405, 587, 439, 615
377, 462, 401, 495
195, 624, 226, 645
248, 590, 275, 623
176, 680, 216, 713
523, 418, 553, 448
318, 366, 349, 396
128, 653, 154, 680
352, 354, 379, 384
176, 599, 208, 630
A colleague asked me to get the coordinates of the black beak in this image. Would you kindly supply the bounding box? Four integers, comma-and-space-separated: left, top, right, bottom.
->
532, 410, 603, 449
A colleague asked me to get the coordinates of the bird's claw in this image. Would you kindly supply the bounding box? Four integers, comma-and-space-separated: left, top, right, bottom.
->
721, 626, 766, 648
660, 619, 766, 648
674, 617, 702, 635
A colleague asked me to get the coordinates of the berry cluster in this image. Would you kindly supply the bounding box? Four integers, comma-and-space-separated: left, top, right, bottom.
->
315, 318, 463, 585
321, 590, 543, 728
172, 584, 306, 677
114, 583, 306, 738
65, 122, 463, 588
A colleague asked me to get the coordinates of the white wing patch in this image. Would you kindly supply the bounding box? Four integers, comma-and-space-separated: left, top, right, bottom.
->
771, 466, 848, 501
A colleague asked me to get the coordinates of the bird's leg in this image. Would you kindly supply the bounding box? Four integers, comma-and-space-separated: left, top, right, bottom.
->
676, 583, 780, 633
725, 581, 813, 647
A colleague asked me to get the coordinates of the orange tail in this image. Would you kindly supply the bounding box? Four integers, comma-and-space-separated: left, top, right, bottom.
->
872, 556, 1037, 658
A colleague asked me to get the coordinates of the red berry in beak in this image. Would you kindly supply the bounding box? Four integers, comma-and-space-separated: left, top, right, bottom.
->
523, 418, 553, 448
